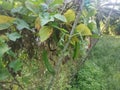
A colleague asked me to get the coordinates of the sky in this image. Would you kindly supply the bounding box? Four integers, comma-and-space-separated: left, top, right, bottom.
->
110, 0, 120, 3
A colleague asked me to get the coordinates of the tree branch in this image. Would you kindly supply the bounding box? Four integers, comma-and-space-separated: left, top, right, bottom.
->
47, 0, 84, 90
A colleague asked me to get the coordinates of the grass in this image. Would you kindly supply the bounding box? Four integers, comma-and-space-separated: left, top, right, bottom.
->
89, 35, 120, 90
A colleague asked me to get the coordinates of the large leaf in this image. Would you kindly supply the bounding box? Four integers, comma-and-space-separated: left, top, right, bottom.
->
39, 26, 53, 42
87, 6, 97, 17
11, 6, 29, 15
54, 14, 67, 22
64, 9, 75, 23
0, 15, 15, 24
75, 24, 92, 36
0, 60, 9, 81
6, 32, 21, 41
42, 50, 55, 75
40, 3, 48, 12
1, 1, 13, 10
0, 23, 11, 30
25, 1, 39, 14
13, 19, 30, 30
0, 15, 15, 30
0, 43, 10, 57
9, 60, 23, 73
40, 13, 54, 26
0, 68, 10, 80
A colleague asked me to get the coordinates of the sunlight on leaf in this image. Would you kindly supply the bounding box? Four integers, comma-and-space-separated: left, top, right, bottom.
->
0, 15, 15, 24
64, 9, 75, 23
1, 1, 13, 10
54, 14, 67, 22
39, 26, 53, 42
76, 24, 92, 36
52, 0, 63, 4
40, 13, 54, 26
0, 15, 14, 30
70, 36, 79, 45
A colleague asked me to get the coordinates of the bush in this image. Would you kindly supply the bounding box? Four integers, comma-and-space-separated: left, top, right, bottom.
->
70, 61, 106, 90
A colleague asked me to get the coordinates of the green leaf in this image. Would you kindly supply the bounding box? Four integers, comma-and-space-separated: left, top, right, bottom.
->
87, 22, 96, 31
40, 13, 54, 26
0, 68, 10, 80
0, 23, 11, 30
64, 9, 76, 23
39, 26, 53, 42
54, 14, 67, 22
75, 24, 92, 36
14, 19, 30, 30
42, 50, 55, 75
0, 15, 15, 30
0, 35, 8, 41
73, 42, 80, 59
52, 0, 63, 4
0, 43, 10, 57
9, 60, 23, 73
1, 1, 13, 10
6, 32, 21, 41
87, 6, 97, 17
11, 6, 29, 15
52, 24, 69, 33
25, 1, 39, 14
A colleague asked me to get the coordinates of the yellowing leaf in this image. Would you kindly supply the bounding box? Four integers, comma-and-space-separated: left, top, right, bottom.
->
35, 17, 41, 31
0, 15, 15, 24
64, 9, 75, 23
71, 36, 79, 45
75, 24, 92, 36
39, 26, 53, 42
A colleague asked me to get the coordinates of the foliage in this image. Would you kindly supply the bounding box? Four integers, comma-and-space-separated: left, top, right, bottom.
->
71, 35, 120, 90
90, 35, 120, 90
1, 0, 118, 89
70, 61, 106, 90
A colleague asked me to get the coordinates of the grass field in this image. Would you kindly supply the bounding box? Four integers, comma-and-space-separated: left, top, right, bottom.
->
72, 35, 120, 90
89, 35, 120, 90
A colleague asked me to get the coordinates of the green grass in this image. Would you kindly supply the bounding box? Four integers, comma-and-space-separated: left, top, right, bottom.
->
89, 35, 120, 90
71, 35, 120, 90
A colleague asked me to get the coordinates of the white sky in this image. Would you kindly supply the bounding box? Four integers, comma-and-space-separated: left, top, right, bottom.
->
110, 0, 120, 3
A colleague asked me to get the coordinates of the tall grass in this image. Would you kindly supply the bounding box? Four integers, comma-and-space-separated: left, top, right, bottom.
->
71, 35, 120, 90
90, 35, 120, 90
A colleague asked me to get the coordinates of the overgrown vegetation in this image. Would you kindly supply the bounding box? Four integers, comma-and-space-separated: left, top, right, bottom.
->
0, 0, 120, 90
71, 35, 120, 90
